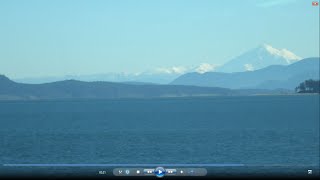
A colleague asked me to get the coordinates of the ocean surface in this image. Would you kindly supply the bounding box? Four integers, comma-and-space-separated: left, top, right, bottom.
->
0, 95, 319, 176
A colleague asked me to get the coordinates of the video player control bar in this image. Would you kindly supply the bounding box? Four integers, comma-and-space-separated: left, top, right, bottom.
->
113, 167, 207, 177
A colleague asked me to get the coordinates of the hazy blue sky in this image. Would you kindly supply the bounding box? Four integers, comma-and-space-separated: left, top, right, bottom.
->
0, 0, 319, 78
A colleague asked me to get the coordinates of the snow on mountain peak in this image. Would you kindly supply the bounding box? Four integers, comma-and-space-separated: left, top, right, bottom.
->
262, 44, 302, 63
154, 63, 219, 75
244, 64, 254, 71
195, 63, 218, 74
216, 44, 303, 73
154, 66, 188, 74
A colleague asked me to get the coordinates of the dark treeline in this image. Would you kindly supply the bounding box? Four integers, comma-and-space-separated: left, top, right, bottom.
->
295, 79, 320, 93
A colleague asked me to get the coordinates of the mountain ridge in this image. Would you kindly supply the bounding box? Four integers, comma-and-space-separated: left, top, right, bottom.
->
0, 74, 293, 100
171, 57, 319, 89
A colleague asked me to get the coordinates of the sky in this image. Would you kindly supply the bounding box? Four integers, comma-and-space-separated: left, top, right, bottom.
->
0, 0, 319, 78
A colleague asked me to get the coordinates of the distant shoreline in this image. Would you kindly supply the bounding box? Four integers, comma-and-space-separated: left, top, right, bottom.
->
0, 93, 318, 102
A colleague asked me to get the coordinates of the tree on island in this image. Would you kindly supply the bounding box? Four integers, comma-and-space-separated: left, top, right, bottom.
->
295, 79, 320, 93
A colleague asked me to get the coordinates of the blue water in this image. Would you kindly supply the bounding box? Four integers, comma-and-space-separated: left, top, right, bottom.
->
0, 95, 319, 175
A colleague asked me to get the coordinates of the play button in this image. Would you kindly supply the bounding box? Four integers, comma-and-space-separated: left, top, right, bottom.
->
154, 167, 166, 178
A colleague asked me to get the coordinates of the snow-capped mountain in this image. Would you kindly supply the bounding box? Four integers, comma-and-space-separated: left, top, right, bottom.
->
216, 44, 302, 73
171, 57, 319, 89
13, 44, 302, 84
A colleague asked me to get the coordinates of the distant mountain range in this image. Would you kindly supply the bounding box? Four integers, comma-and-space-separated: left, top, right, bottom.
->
2, 45, 317, 100
13, 72, 179, 85
216, 44, 302, 73
171, 57, 320, 89
0, 75, 292, 100
13, 44, 303, 84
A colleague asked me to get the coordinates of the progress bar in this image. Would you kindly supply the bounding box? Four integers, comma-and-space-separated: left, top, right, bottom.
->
3, 163, 245, 167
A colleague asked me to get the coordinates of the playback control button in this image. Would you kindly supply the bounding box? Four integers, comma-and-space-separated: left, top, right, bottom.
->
166, 168, 177, 175
154, 167, 166, 178
143, 168, 154, 175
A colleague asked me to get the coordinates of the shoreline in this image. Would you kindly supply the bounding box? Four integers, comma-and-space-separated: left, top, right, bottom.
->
0, 93, 318, 102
